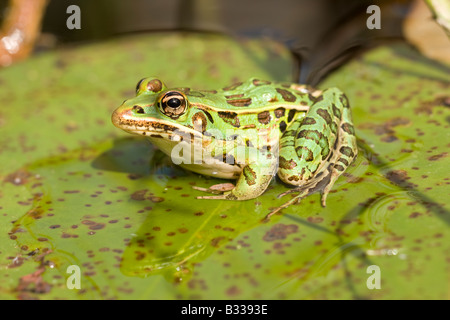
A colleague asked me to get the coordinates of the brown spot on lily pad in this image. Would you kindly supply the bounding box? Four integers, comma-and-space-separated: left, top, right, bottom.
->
263, 224, 298, 242
89, 223, 105, 230
409, 212, 421, 218
307, 216, 324, 223
225, 285, 241, 297
149, 196, 164, 203
4, 169, 32, 186
130, 190, 147, 201
211, 236, 226, 247
385, 170, 416, 189
415, 96, 450, 115
358, 117, 411, 141
428, 152, 447, 161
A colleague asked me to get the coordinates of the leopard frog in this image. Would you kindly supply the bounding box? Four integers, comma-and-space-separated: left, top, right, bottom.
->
112, 78, 357, 218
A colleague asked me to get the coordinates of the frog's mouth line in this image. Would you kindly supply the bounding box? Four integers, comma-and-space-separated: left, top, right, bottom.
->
111, 108, 203, 140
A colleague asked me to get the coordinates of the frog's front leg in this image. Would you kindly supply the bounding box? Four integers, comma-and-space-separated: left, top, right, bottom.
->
196, 148, 277, 200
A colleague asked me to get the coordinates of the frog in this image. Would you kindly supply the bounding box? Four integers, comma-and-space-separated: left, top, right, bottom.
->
112, 77, 358, 219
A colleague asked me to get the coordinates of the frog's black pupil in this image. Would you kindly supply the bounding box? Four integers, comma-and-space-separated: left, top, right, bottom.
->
167, 98, 181, 108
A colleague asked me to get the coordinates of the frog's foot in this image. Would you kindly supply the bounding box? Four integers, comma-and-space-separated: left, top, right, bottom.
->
319, 170, 342, 207
193, 183, 235, 199
196, 193, 233, 200
276, 179, 317, 199
193, 183, 235, 194
264, 169, 337, 221
265, 167, 333, 221
263, 195, 303, 222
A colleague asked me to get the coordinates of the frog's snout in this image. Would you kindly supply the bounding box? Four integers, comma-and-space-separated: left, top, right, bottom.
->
111, 106, 123, 128
111, 103, 133, 129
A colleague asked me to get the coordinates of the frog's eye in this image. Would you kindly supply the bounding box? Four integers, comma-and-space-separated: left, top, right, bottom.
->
158, 91, 188, 119
136, 78, 166, 96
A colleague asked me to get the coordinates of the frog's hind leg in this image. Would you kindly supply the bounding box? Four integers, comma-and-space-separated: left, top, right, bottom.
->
263, 179, 319, 222
269, 89, 357, 220
284, 91, 357, 207
265, 167, 331, 221
319, 95, 357, 206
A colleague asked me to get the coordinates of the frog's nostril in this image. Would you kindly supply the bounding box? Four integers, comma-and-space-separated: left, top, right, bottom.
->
133, 105, 145, 114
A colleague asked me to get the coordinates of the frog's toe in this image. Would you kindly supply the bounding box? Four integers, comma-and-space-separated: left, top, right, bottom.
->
320, 192, 329, 207
192, 183, 235, 194
196, 194, 227, 200
319, 170, 342, 206
263, 195, 303, 222
196, 190, 234, 200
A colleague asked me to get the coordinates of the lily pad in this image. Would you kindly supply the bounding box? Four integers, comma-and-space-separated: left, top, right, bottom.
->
0, 32, 295, 299
0, 32, 449, 300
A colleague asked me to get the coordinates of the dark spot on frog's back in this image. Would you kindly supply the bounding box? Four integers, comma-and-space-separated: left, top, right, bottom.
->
340, 94, 350, 108
340, 146, 355, 158
257, 111, 271, 125
297, 129, 322, 144
341, 123, 355, 135
332, 103, 341, 119
314, 95, 324, 103
243, 166, 257, 186
301, 117, 316, 126
218, 111, 240, 128
225, 93, 244, 99
316, 108, 332, 125
279, 121, 287, 133
279, 156, 297, 170
276, 88, 296, 102
200, 89, 218, 94
274, 107, 285, 118
227, 98, 252, 107
287, 109, 296, 122
330, 122, 338, 135
338, 158, 349, 166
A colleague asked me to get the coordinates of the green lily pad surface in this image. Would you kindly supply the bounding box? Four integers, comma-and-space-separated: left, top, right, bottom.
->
0, 33, 449, 300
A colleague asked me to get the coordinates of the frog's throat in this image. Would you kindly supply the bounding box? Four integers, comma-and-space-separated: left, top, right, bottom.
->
111, 108, 202, 140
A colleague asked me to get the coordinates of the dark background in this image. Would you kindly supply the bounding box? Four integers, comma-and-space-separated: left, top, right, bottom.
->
1, 0, 411, 83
